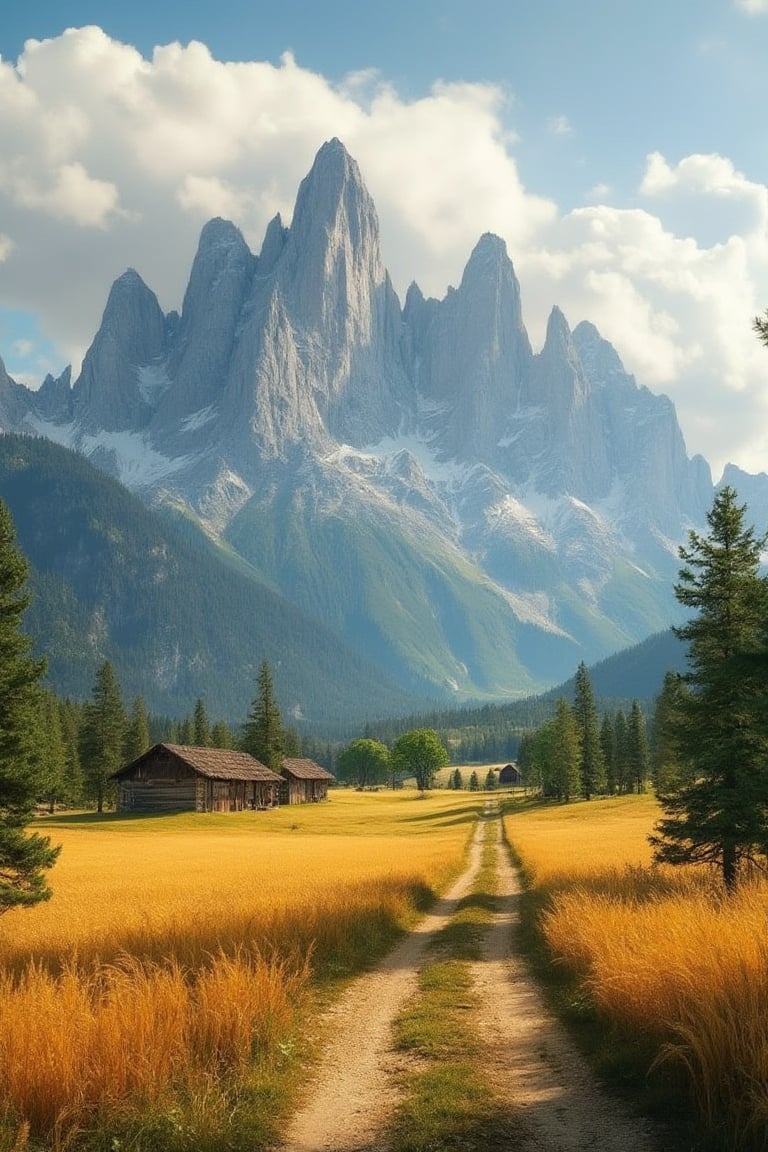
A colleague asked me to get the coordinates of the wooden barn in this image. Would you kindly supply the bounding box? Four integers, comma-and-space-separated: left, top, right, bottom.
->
112, 743, 283, 813
281, 758, 335, 805
498, 763, 522, 787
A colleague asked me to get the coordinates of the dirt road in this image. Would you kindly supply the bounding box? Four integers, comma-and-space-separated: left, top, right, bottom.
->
278, 805, 662, 1152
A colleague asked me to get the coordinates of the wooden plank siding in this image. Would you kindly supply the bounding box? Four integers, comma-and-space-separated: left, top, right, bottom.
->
281, 759, 335, 805
113, 744, 282, 814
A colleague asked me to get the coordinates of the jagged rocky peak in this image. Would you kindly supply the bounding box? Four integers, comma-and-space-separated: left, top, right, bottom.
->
178, 218, 254, 327
72, 269, 167, 433
572, 321, 634, 391
280, 137, 388, 329
258, 213, 289, 275
412, 232, 533, 463
292, 137, 378, 253
156, 217, 255, 424
531, 306, 588, 404
0, 356, 32, 429
35, 366, 73, 422
460, 233, 523, 310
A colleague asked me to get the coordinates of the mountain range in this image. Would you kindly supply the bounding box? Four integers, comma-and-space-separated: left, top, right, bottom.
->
1, 138, 764, 718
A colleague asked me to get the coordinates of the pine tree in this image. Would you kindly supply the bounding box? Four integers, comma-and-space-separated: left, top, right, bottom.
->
553, 698, 582, 802
38, 691, 67, 813
651, 672, 693, 793
59, 698, 84, 806
79, 661, 126, 813
451, 767, 464, 790
242, 661, 284, 772
484, 768, 497, 791
0, 500, 60, 913
650, 487, 768, 891
124, 695, 150, 762
628, 701, 650, 793
193, 698, 211, 747
573, 663, 606, 799
614, 710, 631, 794
600, 713, 618, 795
468, 770, 480, 792
211, 721, 233, 749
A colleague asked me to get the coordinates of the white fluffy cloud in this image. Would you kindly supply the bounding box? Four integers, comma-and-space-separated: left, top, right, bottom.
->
734, 0, 768, 13
1, 27, 767, 477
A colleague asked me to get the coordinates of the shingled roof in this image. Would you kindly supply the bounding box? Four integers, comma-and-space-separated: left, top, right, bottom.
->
112, 743, 283, 782
281, 758, 335, 781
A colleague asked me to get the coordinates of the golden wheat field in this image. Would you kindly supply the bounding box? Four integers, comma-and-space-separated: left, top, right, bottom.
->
504, 795, 768, 1149
0, 791, 481, 1150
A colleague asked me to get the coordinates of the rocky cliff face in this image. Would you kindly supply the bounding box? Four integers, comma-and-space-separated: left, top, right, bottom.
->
6, 139, 725, 698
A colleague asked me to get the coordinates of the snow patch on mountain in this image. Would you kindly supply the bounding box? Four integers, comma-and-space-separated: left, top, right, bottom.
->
496, 587, 571, 635
137, 364, 171, 404
81, 429, 195, 489
485, 495, 555, 551
180, 405, 216, 433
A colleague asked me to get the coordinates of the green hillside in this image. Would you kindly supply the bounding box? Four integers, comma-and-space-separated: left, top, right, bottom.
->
0, 434, 420, 728
226, 485, 550, 699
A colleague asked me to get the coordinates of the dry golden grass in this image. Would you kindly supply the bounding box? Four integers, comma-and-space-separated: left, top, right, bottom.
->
0, 791, 480, 1147
504, 794, 768, 1149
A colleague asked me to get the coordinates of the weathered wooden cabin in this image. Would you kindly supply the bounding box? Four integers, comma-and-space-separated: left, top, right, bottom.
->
498, 763, 522, 787
112, 743, 283, 813
281, 758, 335, 805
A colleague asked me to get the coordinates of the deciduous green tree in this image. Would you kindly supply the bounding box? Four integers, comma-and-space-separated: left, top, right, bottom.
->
0, 500, 60, 912
650, 487, 768, 891
242, 661, 284, 773
391, 729, 448, 794
336, 738, 390, 788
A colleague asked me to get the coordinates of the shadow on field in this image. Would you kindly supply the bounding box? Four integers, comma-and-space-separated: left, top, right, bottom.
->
37, 810, 175, 826
399, 803, 489, 827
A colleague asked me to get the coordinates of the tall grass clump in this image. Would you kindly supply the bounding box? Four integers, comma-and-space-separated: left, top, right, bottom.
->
505, 795, 768, 1150
0, 792, 480, 1148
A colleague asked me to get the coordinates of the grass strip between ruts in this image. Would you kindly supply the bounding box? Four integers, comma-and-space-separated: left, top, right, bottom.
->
387, 807, 525, 1152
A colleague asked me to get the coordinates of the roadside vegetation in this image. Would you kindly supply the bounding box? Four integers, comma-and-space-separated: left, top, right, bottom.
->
504, 794, 768, 1151
0, 792, 482, 1151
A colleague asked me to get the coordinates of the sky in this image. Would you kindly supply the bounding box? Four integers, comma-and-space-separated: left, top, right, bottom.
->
1, 0, 767, 479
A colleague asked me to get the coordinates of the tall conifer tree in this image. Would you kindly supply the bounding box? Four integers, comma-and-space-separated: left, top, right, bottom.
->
79, 661, 126, 813
553, 698, 582, 802
650, 487, 768, 890
124, 695, 150, 762
628, 701, 650, 793
0, 500, 60, 912
573, 663, 606, 799
243, 661, 284, 772
193, 698, 211, 747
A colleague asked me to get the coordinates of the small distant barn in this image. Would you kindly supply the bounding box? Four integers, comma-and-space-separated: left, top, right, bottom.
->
281, 758, 335, 805
112, 743, 283, 813
498, 763, 522, 787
